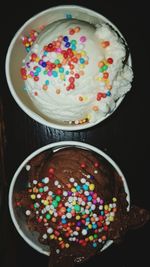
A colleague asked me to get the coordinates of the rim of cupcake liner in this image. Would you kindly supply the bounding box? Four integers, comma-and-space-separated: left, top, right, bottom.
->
5, 5, 132, 131
9, 141, 130, 255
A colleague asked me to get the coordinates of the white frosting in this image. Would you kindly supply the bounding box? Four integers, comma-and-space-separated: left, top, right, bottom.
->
22, 19, 133, 124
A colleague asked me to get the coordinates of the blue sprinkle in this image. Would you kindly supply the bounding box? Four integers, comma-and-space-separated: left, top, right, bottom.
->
59, 67, 64, 73
26, 47, 31, 52
66, 13, 72, 20
44, 51, 48, 56
62, 219, 67, 224
42, 62, 47, 67
36, 67, 41, 72
87, 196, 92, 201
52, 71, 58, 77
45, 80, 49, 85
86, 217, 90, 222
90, 175, 94, 179
100, 211, 104, 215
65, 70, 69, 75
93, 243, 97, 248
34, 72, 39, 76
76, 185, 81, 191
82, 184, 88, 191
67, 208, 71, 212
65, 42, 70, 48
106, 91, 111, 96
63, 36, 69, 42
80, 58, 85, 64
92, 224, 97, 229
71, 44, 76, 50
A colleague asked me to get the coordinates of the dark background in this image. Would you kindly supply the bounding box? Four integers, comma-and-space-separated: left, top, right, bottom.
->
0, 0, 150, 266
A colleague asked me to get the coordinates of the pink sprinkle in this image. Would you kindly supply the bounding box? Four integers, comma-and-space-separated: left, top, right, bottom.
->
57, 48, 62, 53
48, 71, 52, 76
80, 36, 86, 43
93, 200, 97, 204
100, 199, 104, 204
30, 71, 34, 77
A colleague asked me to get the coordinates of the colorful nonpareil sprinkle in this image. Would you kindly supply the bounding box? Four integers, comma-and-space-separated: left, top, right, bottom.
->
20, 24, 116, 124
17, 161, 117, 252
21, 30, 39, 52
21, 26, 89, 92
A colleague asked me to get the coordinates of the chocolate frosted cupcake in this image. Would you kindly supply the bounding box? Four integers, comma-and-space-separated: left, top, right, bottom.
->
14, 147, 150, 267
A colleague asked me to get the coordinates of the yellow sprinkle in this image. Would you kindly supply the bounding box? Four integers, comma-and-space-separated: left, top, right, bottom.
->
88, 224, 92, 229
50, 234, 54, 240
65, 243, 70, 248
81, 50, 86, 56
89, 235, 94, 241
49, 210, 54, 215
89, 184, 95, 191
58, 237, 62, 241
104, 205, 109, 210
71, 188, 76, 193
112, 197, 117, 202
79, 64, 85, 69
87, 114, 91, 121
109, 216, 114, 222
76, 215, 80, 220
35, 57, 40, 62
43, 200, 49, 206
60, 74, 65, 80
83, 96, 88, 101
72, 200, 76, 205
30, 194, 36, 200
58, 54, 63, 60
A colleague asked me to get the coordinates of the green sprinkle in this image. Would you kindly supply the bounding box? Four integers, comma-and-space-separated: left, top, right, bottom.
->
74, 204, 81, 212
39, 188, 43, 193
46, 213, 51, 220
52, 200, 58, 208
55, 196, 61, 202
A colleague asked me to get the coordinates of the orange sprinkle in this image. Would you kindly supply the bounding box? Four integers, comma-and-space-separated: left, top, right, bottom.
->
113, 208, 117, 212
98, 61, 104, 68
106, 84, 112, 90
79, 96, 83, 101
101, 41, 110, 48
103, 72, 109, 79
76, 53, 81, 59
79, 70, 84, 76
101, 235, 107, 241
75, 26, 80, 32
92, 106, 99, 111
67, 183, 72, 189
56, 88, 61, 94
42, 85, 48, 90
51, 217, 56, 223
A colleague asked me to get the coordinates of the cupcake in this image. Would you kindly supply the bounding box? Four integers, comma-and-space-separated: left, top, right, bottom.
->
14, 147, 149, 267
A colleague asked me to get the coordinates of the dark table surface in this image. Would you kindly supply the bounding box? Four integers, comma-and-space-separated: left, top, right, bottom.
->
0, 1, 150, 266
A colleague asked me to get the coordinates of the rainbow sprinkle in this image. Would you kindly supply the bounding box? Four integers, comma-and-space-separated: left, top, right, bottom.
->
16, 163, 117, 251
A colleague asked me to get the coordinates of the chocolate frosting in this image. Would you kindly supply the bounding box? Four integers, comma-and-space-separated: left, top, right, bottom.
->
14, 147, 150, 267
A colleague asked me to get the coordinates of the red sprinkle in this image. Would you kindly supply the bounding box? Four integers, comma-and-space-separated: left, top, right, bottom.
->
107, 57, 113, 64
48, 168, 54, 174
